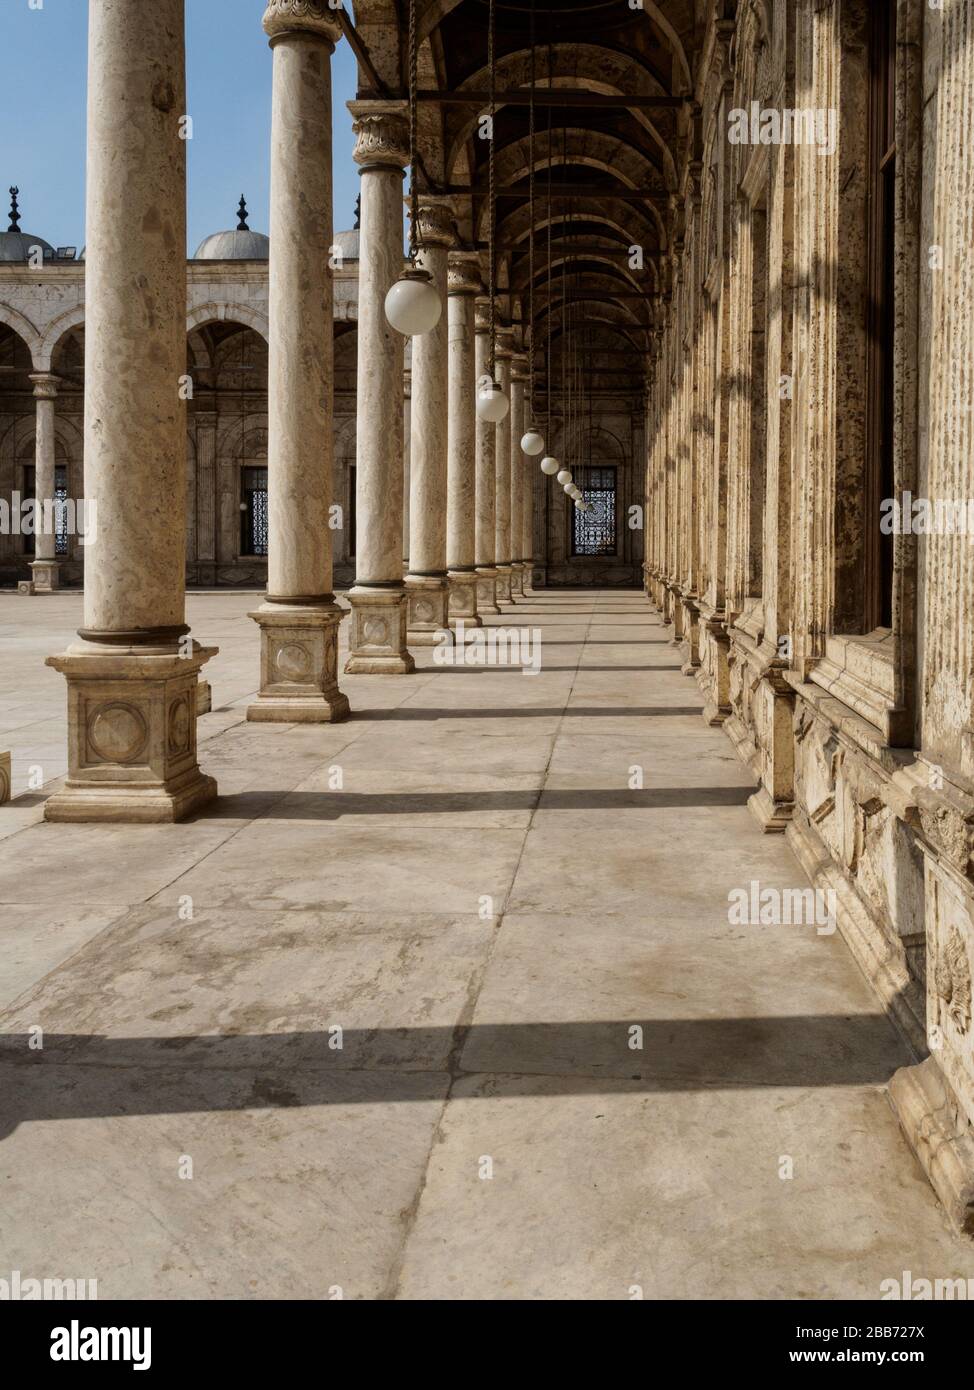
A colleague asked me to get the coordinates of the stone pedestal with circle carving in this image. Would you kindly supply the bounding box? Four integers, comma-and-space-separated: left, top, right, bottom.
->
345, 586, 413, 674
247, 604, 348, 721
0, 751, 10, 805
44, 643, 217, 823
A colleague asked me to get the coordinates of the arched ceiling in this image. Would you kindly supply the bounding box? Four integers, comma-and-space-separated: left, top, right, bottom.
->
351, 0, 704, 402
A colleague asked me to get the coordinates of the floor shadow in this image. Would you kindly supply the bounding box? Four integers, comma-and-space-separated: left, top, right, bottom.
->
432, 665, 686, 674
0, 1014, 908, 1137
208, 786, 754, 820
354, 706, 703, 720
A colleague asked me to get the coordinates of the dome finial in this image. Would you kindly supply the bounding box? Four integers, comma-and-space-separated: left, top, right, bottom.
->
237, 195, 249, 232
8, 187, 20, 233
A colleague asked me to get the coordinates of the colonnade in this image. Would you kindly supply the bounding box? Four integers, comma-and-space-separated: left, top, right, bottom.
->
43, 0, 534, 823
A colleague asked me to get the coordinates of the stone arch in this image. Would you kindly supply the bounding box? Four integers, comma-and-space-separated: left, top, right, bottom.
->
0, 304, 42, 367
186, 301, 269, 342
36, 304, 86, 373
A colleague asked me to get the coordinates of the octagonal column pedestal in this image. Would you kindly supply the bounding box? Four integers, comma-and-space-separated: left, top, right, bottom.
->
494, 328, 515, 603
446, 251, 482, 633
28, 373, 61, 594
345, 102, 415, 674
248, 1, 350, 720
509, 356, 528, 598
473, 299, 501, 615
405, 203, 452, 646
44, 0, 216, 824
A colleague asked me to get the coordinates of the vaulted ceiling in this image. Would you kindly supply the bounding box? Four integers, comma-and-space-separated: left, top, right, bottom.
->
351, 0, 708, 407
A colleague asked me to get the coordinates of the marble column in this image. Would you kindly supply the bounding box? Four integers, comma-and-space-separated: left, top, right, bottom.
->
446, 251, 482, 629
509, 356, 527, 598
248, 0, 349, 722
494, 327, 515, 602
194, 410, 218, 587
474, 299, 500, 615
344, 103, 415, 674
45, 0, 217, 823
402, 362, 411, 571
521, 396, 536, 592
28, 372, 60, 594
405, 202, 452, 644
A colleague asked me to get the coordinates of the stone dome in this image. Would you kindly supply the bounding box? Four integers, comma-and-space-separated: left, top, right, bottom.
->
1, 188, 53, 261
193, 195, 268, 261
194, 227, 270, 261
332, 227, 360, 263
0, 229, 55, 262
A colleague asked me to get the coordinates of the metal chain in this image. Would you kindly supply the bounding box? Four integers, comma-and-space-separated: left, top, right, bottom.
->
528, 0, 535, 420
488, 0, 497, 378
408, 0, 418, 260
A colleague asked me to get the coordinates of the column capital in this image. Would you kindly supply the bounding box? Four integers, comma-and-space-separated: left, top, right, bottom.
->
29, 372, 60, 400
350, 102, 410, 171
474, 297, 493, 333
262, 0, 342, 45
511, 354, 530, 383
414, 200, 455, 250
448, 251, 482, 297
495, 327, 515, 361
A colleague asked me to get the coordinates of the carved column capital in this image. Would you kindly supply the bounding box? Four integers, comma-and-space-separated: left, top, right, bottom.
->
511, 353, 530, 383
29, 372, 60, 400
414, 200, 455, 249
262, 0, 342, 44
448, 251, 482, 297
495, 327, 515, 361
350, 102, 410, 171
474, 297, 493, 333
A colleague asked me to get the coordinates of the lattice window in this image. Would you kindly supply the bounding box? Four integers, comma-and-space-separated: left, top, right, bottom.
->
572, 466, 617, 556
21, 464, 68, 556
54, 467, 68, 556
241, 466, 269, 557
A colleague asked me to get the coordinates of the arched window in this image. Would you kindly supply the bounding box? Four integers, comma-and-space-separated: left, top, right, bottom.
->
240, 466, 268, 556
572, 466, 617, 557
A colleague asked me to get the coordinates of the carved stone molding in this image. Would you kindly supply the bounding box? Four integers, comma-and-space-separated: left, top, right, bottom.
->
474, 298, 492, 332
937, 925, 973, 1036
262, 0, 343, 43
351, 110, 410, 170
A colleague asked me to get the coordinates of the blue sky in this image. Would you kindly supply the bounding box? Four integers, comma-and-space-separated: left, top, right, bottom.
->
0, 0, 363, 254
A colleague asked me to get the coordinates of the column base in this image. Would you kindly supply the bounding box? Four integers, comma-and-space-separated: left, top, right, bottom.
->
0, 751, 9, 804
43, 640, 218, 824
447, 570, 482, 630
247, 602, 350, 722
196, 680, 212, 716
475, 567, 501, 615
510, 563, 525, 598
520, 561, 534, 595
29, 559, 59, 593
344, 585, 415, 675
495, 565, 514, 603
405, 574, 450, 646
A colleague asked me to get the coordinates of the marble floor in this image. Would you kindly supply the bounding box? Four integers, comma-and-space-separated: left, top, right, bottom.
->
1, 588, 973, 1299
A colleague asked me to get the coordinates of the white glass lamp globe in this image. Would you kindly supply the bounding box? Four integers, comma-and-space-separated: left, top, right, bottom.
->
574, 498, 585, 510
540, 456, 560, 475
476, 380, 510, 423
385, 268, 442, 336
556, 469, 572, 486
562, 481, 575, 495
570, 487, 583, 500
521, 428, 545, 457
